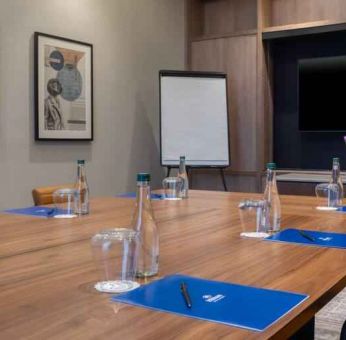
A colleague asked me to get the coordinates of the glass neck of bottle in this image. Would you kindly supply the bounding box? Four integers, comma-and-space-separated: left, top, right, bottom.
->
266, 169, 275, 184
179, 160, 186, 173
332, 162, 340, 182
77, 164, 86, 181
136, 181, 151, 206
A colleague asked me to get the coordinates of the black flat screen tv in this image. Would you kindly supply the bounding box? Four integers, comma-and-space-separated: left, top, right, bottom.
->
299, 55, 346, 131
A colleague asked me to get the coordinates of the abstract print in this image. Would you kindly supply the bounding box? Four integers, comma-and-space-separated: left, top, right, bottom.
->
44, 45, 86, 131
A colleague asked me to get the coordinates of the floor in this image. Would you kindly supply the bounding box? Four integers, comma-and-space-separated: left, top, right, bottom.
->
316, 287, 346, 339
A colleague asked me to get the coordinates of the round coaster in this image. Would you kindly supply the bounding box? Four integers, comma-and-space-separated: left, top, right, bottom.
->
53, 214, 77, 219
94, 280, 140, 294
316, 206, 338, 211
240, 232, 270, 239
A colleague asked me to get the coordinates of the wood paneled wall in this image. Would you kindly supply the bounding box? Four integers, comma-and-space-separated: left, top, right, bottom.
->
191, 39, 225, 72
203, 0, 257, 35
191, 36, 257, 172
186, 0, 346, 193
224, 36, 257, 172
269, 0, 346, 27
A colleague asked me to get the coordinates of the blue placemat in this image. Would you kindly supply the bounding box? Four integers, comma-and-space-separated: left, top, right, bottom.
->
265, 228, 346, 249
4, 206, 66, 218
116, 192, 164, 200
112, 274, 308, 332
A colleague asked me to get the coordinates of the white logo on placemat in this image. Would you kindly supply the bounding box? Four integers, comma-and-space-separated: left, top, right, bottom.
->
203, 294, 225, 303
318, 237, 332, 241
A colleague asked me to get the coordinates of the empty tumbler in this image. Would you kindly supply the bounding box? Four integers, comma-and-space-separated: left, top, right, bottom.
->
91, 228, 140, 293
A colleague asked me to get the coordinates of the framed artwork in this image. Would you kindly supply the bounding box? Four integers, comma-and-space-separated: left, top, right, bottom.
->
34, 32, 93, 140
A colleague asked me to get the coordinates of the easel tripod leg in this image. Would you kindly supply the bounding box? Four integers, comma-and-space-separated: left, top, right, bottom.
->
220, 169, 228, 191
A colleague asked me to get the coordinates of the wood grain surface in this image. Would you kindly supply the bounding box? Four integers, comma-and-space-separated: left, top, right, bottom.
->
0, 190, 346, 339
269, 0, 346, 28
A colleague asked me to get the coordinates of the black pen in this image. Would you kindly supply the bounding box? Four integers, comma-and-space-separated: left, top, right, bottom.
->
298, 230, 315, 242
180, 282, 192, 308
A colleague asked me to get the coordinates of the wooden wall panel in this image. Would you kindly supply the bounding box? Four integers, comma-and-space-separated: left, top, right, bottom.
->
187, 0, 346, 193
190, 39, 226, 72
225, 35, 257, 172
270, 0, 346, 27
270, 0, 297, 26
259, 0, 272, 28
186, 0, 204, 39
190, 36, 257, 173
203, 0, 257, 35
203, 0, 235, 35
191, 171, 258, 192
257, 0, 273, 177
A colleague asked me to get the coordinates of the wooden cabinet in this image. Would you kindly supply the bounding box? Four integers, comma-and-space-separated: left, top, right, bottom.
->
187, 0, 257, 39
190, 36, 257, 172
186, 0, 346, 193
224, 36, 257, 172
190, 39, 225, 72
186, 0, 261, 191
262, 0, 346, 30
186, 0, 346, 191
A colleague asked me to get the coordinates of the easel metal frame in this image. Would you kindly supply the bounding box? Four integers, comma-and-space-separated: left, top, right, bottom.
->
166, 166, 228, 192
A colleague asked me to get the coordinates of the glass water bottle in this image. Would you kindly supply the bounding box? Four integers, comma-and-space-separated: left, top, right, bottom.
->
263, 162, 281, 234
178, 156, 189, 198
330, 157, 344, 205
132, 173, 159, 277
75, 160, 89, 215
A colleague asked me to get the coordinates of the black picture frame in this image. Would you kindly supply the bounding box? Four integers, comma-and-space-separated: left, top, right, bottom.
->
34, 32, 93, 141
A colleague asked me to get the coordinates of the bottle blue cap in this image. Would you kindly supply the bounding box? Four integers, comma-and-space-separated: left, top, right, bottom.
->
78, 160, 85, 165
267, 162, 276, 170
137, 173, 150, 182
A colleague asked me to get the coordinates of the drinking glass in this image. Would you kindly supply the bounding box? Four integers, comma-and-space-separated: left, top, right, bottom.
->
238, 199, 269, 238
162, 177, 183, 200
91, 228, 140, 293
315, 183, 339, 210
52, 188, 78, 218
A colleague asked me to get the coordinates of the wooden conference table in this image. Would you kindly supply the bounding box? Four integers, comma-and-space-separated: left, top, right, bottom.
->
0, 190, 345, 339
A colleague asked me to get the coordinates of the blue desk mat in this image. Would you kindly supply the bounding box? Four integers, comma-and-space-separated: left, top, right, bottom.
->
266, 228, 346, 249
116, 192, 164, 200
4, 206, 66, 218
112, 274, 308, 332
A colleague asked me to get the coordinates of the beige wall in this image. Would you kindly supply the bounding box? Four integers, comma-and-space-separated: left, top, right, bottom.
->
0, 0, 185, 209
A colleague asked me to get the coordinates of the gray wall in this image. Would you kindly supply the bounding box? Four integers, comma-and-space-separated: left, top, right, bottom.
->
0, 0, 185, 209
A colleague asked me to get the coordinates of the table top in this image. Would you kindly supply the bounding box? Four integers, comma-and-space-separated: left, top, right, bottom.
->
0, 190, 346, 339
